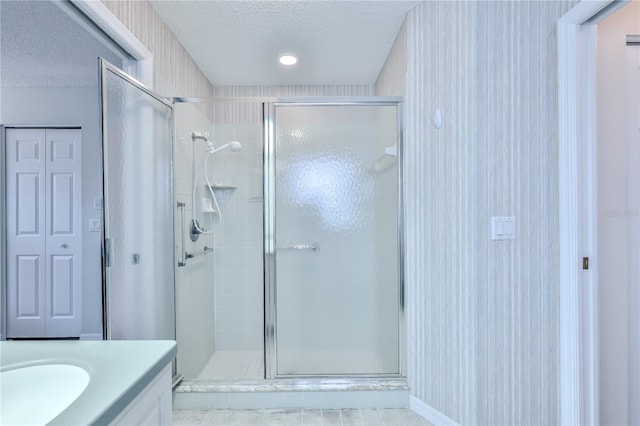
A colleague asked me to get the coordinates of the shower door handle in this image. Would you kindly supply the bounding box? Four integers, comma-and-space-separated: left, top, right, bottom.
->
177, 201, 187, 267
277, 242, 320, 252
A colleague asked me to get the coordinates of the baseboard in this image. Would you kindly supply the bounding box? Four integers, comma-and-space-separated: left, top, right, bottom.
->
80, 333, 103, 340
409, 395, 460, 426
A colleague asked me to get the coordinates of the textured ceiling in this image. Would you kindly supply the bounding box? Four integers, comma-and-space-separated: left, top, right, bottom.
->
0, 1, 122, 87
150, 0, 419, 86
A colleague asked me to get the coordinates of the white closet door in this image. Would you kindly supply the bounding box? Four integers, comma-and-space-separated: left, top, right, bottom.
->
6, 128, 82, 338
6, 128, 47, 337
45, 128, 82, 337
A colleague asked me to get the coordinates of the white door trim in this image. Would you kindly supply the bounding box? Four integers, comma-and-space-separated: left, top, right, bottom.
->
1, 126, 6, 341
558, 1, 628, 424
626, 38, 640, 426
66, 0, 154, 87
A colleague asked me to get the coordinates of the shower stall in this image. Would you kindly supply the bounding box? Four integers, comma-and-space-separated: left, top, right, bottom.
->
173, 98, 403, 382
99, 59, 404, 396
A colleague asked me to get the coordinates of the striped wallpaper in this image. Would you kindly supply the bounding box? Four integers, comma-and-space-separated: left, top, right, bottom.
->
378, 1, 576, 424
210, 85, 374, 123
100, 0, 213, 119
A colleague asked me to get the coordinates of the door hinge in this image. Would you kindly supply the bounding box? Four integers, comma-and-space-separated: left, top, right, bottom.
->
583, 257, 589, 270
104, 238, 112, 267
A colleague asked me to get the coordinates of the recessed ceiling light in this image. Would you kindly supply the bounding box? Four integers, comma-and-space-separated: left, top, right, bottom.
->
278, 53, 298, 67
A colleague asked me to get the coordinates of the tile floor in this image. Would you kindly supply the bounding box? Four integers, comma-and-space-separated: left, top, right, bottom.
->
198, 351, 264, 380
173, 408, 432, 425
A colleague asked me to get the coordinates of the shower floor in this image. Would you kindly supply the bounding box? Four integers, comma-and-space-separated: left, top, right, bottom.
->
195, 350, 385, 380
197, 350, 264, 380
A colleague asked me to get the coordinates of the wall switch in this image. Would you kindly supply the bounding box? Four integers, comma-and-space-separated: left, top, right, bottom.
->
93, 197, 102, 210
89, 218, 101, 232
492, 216, 515, 240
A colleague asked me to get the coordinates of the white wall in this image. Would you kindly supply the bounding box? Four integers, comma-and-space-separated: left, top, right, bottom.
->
1, 86, 104, 338
596, 2, 640, 424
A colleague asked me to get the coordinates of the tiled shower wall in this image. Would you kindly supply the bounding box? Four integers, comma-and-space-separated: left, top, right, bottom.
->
376, 1, 576, 424
174, 103, 216, 378
209, 113, 263, 351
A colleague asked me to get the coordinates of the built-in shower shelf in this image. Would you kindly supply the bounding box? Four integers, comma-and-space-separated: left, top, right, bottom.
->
208, 184, 237, 190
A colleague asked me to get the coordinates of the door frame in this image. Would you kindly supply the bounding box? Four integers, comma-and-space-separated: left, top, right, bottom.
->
558, 0, 629, 424
263, 99, 404, 379
627, 36, 640, 426
1, 127, 5, 340
61, 1, 153, 87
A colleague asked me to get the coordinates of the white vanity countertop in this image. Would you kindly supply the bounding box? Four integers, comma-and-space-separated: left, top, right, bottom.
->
0, 340, 177, 425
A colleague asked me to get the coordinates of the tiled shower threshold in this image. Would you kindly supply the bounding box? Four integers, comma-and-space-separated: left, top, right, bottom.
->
177, 377, 409, 392
173, 378, 410, 410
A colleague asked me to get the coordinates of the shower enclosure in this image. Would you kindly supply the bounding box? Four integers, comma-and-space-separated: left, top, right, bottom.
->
175, 97, 403, 381
98, 59, 403, 383
264, 101, 403, 378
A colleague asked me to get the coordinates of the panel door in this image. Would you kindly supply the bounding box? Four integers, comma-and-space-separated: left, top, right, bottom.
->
45, 128, 82, 337
6, 128, 47, 337
6, 128, 82, 338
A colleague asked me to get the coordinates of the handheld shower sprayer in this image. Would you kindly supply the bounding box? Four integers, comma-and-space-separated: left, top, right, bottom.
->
190, 132, 242, 238
192, 133, 242, 154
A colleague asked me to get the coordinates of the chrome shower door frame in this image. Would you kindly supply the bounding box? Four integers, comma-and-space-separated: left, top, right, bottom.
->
263, 98, 405, 379
100, 59, 179, 382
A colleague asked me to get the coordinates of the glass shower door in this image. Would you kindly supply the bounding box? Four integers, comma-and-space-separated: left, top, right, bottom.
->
100, 59, 176, 343
265, 102, 402, 377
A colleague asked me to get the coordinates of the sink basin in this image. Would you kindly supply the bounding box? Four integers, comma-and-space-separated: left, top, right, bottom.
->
0, 364, 90, 426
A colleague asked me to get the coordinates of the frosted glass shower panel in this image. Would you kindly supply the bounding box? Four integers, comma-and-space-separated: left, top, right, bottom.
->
102, 65, 175, 341
274, 104, 400, 376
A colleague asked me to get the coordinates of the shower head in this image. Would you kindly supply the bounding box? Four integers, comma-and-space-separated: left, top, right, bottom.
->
208, 141, 242, 154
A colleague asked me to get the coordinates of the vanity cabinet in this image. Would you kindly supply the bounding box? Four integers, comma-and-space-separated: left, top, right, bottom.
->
112, 364, 172, 425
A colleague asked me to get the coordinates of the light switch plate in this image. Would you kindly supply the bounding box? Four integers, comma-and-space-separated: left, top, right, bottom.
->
492, 216, 515, 240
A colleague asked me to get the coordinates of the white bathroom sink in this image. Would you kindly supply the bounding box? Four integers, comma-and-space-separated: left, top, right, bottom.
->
0, 364, 90, 426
